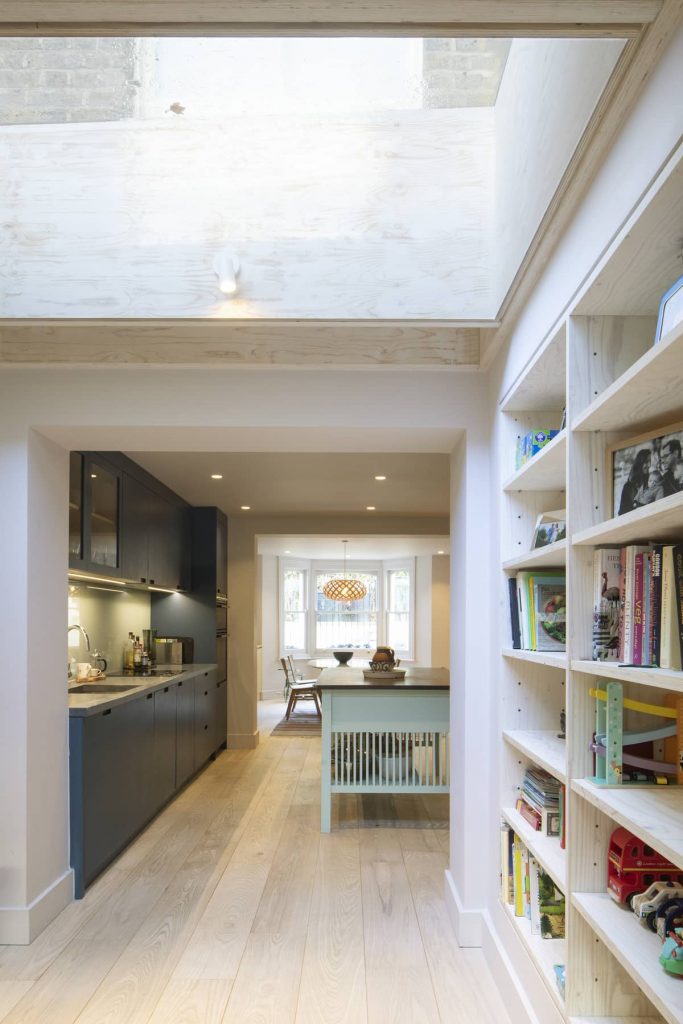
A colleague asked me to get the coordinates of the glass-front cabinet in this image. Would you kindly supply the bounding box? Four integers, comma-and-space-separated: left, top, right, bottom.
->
69, 453, 121, 576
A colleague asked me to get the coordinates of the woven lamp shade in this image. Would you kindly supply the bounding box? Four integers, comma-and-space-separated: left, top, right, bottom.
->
322, 577, 368, 602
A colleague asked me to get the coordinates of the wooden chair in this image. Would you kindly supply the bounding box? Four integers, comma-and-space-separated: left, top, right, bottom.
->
280, 657, 321, 719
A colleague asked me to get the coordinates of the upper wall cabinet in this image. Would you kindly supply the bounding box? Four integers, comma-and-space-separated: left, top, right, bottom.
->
69, 453, 122, 577
70, 453, 190, 590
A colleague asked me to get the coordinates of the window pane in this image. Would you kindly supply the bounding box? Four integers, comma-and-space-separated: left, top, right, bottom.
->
284, 610, 306, 651
283, 568, 306, 611
316, 612, 377, 651
388, 569, 410, 612
387, 611, 410, 652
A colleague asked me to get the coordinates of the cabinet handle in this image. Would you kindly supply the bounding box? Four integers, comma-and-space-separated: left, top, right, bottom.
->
204, 671, 208, 677
103, 708, 112, 716
204, 724, 208, 730
147, 693, 153, 700
204, 690, 208, 696
150, 579, 155, 585
178, 681, 183, 687
140, 577, 146, 584
164, 686, 169, 693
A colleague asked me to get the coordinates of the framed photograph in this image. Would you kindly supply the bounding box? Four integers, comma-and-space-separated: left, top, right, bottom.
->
654, 274, 683, 344
608, 420, 683, 517
532, 509, 567, 549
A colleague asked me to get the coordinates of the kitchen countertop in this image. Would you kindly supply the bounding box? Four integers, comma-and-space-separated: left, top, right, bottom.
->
316, 666, 449, 690
68, 663, 218, 717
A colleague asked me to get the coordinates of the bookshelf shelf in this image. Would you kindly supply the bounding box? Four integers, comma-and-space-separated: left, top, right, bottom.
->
503, 729, 567, 783
503, 648, 567, 670
503, 431, 567, 492
573, 892, 683, 1024
501, 320, 567, 413
502, 806, 567, 891
501, 901, 566, 1013
572, 319, 683, 435
503, 538, 567, 572
572, 492, 683, 547
571, 659, 683, 694
572, 779, 683, 869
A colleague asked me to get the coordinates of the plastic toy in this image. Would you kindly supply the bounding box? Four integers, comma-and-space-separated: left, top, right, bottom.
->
655, 897, 683, 940
607, 827, 683, 905
660, 929, 683, 976
590, 682, 683, 785
632, 880, 683, 930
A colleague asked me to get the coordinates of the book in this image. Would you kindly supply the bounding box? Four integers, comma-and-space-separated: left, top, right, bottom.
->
513, 833, 525, 916
674, 544, 683, 667
508, 576, 521, 649
643, 550, 652, 664
516, 570, 566, 652
633, 551, 645, 665
592, 548, 621, 661
501, 823, 514, 904
623, 545, 648, 663
529, 857, 542, 935
558, 784, 566, 850
650, 544, 663, 666
538, 870, 566, 940
661, 545, 682, 670
533, 579, 566, 651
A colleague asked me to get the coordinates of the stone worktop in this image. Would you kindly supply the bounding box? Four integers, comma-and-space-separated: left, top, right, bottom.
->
316, 665, 449, 690
68, 663, 218, 717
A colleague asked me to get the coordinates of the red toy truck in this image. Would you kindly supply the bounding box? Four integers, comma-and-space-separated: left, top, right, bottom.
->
608, 828, 683, 905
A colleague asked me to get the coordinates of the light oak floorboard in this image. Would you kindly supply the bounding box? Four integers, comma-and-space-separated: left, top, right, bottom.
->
0, 701, 510, 1024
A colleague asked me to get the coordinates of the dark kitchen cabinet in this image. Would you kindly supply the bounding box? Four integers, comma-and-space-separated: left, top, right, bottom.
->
69, 453, 122, 576
153, 685, 178, 810
194, 669, 218, 769
175, 675, 196, 789
216, 677, 227, 751
147, 491, 190, 591
120, 473, 151, 584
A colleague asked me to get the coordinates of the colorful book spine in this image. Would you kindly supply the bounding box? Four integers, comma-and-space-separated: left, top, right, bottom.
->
633, 552, 644, 665
650, 544, 663, 667
513, 834, 525, 916
508, 576, 521, 649
643, 551, 652, 665
661, 546, 682, 670
674, 544, 683, 668
592, 547, 621, 662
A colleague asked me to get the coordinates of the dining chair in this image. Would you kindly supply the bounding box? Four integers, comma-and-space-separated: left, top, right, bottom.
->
280, 657, 321, 719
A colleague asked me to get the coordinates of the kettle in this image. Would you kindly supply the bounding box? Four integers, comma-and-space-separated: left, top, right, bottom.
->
90, 649, 107, 673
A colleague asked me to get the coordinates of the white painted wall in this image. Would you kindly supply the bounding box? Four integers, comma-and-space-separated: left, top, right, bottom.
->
431, 554, 451, 668
494, 37, 624, 311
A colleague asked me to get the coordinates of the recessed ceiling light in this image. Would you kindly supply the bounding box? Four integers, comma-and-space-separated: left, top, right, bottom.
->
366, 506, 376, 511
374, 475, 386, 481
91, 473, 97, 478
240, 505, 251, 510
211, 473, 223, 480
437, 550, 445, 555
284, 550, 291, 554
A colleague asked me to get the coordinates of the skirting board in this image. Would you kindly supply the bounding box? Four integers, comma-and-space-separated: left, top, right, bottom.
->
227, 730, 260, 749
0, 868, 73, 945
444, 869, 484, 947
483, 901, 564, 1024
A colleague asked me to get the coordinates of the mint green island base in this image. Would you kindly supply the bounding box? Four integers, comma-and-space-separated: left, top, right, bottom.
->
318, 666, 450, 833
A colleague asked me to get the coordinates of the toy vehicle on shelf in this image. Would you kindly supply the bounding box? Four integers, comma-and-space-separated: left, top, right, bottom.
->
632, 880, 683, 930
608, 827, 683, 906
655, 897, 683, 940
660, 929, 683, 976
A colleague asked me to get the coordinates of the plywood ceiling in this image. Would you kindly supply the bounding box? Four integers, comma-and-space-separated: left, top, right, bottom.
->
127, 451, 451, 516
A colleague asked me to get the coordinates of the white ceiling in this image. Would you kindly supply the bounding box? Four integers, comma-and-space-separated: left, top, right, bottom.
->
257, 535, 449, 558
127, 451, 450, 517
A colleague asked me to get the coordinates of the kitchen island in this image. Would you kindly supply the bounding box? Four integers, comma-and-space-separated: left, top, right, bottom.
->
317, 666, 449, 832
69, 663, 225, 896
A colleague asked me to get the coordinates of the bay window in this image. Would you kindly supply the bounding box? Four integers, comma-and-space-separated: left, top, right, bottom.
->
279, 556, 414, 659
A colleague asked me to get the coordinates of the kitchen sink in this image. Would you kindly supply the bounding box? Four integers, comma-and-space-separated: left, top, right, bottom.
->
68, 683, 139, 694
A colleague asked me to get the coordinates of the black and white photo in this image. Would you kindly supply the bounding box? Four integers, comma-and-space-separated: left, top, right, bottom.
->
609, 421, 683, 516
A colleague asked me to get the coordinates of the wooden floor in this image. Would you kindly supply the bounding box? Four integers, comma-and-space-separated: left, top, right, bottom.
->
0, 702, 511, 1024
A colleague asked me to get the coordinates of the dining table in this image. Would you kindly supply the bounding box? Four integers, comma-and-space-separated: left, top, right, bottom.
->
316, 665, 450, 832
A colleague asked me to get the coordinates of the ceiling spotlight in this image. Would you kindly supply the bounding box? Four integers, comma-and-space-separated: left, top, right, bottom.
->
213, 248, 241, 296
284, 550, 291, 554
437, 550, 445, 555
240, 505, 251, 510
374, 475, 386, 481
366, 506, 376, 511
211, 473, 223, 480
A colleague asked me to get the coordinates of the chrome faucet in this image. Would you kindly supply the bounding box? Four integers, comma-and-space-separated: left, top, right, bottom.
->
68, 624, 91, 678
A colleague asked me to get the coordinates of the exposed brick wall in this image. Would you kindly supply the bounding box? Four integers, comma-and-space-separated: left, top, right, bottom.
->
0, 38, 138, 125
423, 38, 511, 108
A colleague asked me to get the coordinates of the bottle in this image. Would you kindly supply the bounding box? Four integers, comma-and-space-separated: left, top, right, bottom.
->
134, 636, 142, 671
123, 633, 135, 673
142, 648, 150, 671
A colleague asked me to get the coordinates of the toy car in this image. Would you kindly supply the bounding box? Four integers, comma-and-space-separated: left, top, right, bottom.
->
607, 827, 683, 905
632, 880, 683, 930
655, 898, 683, 941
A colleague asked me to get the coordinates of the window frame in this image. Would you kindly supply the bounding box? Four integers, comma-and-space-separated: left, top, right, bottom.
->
278, 555, 416, 660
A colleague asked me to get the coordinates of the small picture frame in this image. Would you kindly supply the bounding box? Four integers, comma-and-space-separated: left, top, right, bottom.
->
654, 274, 683, 344
607, 420, 683, 517
532, 509, 567, 549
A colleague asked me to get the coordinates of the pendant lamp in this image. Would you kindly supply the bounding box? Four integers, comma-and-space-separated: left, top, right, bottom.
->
321, 540, 367, 602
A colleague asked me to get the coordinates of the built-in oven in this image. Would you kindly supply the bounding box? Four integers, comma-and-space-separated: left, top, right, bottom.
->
216, 631, 227, 683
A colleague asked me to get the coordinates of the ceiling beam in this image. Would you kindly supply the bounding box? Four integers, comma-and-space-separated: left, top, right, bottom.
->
0, 320, 485, 368
0, 0, 662, 35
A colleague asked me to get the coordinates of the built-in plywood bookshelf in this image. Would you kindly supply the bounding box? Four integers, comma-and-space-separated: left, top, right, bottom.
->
496, 140, 683, 1023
